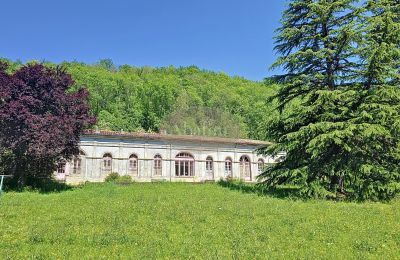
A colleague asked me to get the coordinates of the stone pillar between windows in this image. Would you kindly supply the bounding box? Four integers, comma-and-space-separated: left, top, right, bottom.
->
144, 141, 148, 178
92, 143, 97, 179
169, 143, 172, 182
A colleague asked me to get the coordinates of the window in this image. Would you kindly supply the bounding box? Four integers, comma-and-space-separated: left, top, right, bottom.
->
154, 154, 162, 176
128, 154, 138, 175
239, 155, 251, 179
102, 153, 112, 174
72, 157, 81, 174
206, 156, 213, 176
57, 161, 66, 174
72, 151, 85, 175
56, 160, 67, 180
225, 157, 232, 177
175, 152, 195, 177
257, 159, 265, 174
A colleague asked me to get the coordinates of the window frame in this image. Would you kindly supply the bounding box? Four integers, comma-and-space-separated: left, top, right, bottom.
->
102, 153, 113, 174
239, 155, 251, 179
153, 154, 162, 176
175, 152, 195, 177
57, 161, 66, 174
72, 157, 82, 175
205, 156, 213, 173
128, 154, 139, 175
224, 157, 233, 176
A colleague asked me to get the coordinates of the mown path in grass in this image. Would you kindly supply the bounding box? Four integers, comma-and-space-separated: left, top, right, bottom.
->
0, 183, 399, 259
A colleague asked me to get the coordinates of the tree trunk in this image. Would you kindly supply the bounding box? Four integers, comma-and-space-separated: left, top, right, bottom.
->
13, 156, 27, 190
339, 176, 344, 193
330, 175, 339, 192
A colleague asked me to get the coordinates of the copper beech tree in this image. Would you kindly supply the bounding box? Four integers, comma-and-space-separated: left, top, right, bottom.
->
0, 63, 95, 188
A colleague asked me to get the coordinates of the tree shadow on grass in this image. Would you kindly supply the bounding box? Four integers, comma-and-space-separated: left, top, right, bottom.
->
217, 179, 303, 200
34, 179, 75, 194
4, 177, 75, 194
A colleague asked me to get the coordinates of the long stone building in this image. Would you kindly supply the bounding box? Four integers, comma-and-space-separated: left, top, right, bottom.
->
56, 130, 273, 183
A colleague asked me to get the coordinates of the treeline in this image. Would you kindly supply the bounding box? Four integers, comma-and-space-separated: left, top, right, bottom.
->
1, 58, 278, 140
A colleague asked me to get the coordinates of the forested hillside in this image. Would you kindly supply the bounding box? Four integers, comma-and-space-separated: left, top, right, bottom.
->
2, 59, 278, 140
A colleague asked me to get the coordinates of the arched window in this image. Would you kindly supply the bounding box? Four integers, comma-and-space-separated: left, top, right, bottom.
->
175, 152, 195, 177
225, 157, 232, 177
102, 153, 112, 174
239, 155, 251, 180
72, 151, 85, 175
257, 159, 265, 174
56, 159, 67, 180
153, 154, 162, 176
72, 157, 81, 174
128, 154, 138, 175
57, 160, 66, 174
206, 156, 213, 177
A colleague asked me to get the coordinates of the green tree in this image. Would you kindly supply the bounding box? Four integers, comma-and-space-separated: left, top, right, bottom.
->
258, 0, 400, 200
161, 91, 248, 138
352, 0, 400, 199
97, 58, 117, 71
58, 60, 276, 138
1, 58, 278, 140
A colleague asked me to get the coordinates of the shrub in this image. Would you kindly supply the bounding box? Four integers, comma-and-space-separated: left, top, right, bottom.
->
115, 175, 133, 185
105, 172, 120, 182
104, 173, 133, 185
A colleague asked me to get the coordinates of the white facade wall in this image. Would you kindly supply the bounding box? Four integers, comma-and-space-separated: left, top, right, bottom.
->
62, 135, 272, 184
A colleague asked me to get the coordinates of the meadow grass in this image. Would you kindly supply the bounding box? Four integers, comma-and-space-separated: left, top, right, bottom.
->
0, 182, 399, 259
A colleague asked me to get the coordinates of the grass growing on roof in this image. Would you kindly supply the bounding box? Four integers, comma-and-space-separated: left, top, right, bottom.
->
0, 182, 399, 259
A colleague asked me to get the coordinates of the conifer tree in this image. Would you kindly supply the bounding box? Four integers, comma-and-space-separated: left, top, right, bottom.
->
258, 0, 400, 200
353, 0, 400, 199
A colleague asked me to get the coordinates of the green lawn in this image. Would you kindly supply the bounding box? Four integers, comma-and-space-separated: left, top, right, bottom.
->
0, 183, 399, 259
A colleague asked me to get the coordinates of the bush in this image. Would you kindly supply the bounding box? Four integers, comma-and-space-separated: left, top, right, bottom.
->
104, 173, 133, 185
105, 172, 120, 182
115, 175, 133, 185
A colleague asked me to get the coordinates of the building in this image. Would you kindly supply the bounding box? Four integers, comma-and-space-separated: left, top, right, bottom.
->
56, 130, 273, 183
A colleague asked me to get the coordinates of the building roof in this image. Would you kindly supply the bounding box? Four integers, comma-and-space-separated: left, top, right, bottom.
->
82, 130, 272, 146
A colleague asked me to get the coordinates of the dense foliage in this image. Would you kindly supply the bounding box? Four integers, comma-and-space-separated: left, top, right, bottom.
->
258, 0, 400, 200
0, 63, 94, 188
160, 91, 248, 137
67, 61, 277, 139
1, 59, 278, 140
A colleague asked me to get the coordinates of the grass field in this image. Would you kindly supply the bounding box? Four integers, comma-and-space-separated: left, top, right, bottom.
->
0, 182, 399, 259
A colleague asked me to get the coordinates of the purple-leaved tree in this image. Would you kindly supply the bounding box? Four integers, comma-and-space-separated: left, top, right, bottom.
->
0, 63, 95, 188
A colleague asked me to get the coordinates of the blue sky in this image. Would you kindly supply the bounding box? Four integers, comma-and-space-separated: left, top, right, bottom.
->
1, 0, 286, 81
